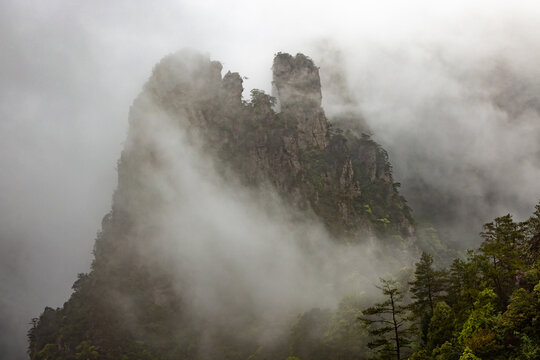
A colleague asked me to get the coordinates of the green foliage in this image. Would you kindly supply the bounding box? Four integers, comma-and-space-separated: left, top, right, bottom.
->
427, 302, 455, 350
479, 214, 526, 308
500, 287, 537, 334
446, 254, 485, 324
517, 335, 540, 360
432, 341, 462, 360
459, 347, 481, 360
353, 202, 540, 360
296, 132, 413, 238
408, 349, 430, 360
408, 252, 448, 345
410, 252, 447, 314
248, 89, 276, 114
75, 341, 99, 360
36, 344, 63, 360
458, 289, 499, 347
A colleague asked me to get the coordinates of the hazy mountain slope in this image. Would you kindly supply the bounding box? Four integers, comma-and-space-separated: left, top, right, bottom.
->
28, 51, 416, 360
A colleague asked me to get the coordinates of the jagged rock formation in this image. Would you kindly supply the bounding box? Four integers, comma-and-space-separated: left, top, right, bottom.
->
273, 53, 328, 149
28, 50, 415, 360
126, 51, 414, 238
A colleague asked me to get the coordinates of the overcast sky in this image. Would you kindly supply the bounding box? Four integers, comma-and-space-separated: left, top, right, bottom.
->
2, 1, 540, 358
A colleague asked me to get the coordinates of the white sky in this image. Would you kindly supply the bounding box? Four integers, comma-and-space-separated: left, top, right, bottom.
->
1, 1, 540, 358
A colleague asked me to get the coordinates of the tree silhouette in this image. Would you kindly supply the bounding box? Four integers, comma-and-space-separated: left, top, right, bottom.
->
361, 278, 414, 360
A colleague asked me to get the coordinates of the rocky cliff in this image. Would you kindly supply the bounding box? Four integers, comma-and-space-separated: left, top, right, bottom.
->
28, 50, 415, 360
118, 51, 414, 238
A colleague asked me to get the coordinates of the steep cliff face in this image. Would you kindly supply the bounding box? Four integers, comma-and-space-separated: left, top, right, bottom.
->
28, 51, 415, 360
116, 50, 414, 239
272, 53, 328, 149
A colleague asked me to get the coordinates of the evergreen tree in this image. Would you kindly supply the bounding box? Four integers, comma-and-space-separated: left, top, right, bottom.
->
427, 301, 455, 351
479, 215, 526, 308
522, 203, 540, 267
446, 252, 485, 322
409, 252, 447, 314
360, 278, 414, 360
409, 252, 447, 343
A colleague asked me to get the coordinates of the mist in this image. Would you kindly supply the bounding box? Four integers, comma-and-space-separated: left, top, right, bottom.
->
2, 1, 540, 358
118, 86, 401, 347
313, 27, 540, 246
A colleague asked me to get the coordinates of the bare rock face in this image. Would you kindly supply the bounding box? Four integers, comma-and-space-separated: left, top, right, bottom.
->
221, 71, 244, 107
273, 53, 323, 109
273, 53, 329, 150
145, 51, 223, 108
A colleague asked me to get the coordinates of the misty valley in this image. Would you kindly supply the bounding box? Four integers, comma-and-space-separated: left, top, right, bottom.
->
26, 51, 540, 360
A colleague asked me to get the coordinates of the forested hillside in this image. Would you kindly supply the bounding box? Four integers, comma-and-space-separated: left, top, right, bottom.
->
276, 204, 539, 360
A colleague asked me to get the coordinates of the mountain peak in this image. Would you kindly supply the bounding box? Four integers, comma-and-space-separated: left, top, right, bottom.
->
28, 50, 416, 360
272, 52, 328, 149
273, 52, 322, 109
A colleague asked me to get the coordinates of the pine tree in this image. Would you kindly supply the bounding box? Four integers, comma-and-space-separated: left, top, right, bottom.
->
409, 252, 447, 314
360, 278, 414, 360
479, 215, 526, 308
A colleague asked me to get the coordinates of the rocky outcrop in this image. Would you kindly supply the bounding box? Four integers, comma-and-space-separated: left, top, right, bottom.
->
221, 71, 243, 107
273, 53, 329, 150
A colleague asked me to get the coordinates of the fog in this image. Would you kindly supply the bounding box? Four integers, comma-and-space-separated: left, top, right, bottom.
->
119, 84, 403, 349
313, 34, 540, 246
2, 0, 540, 358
